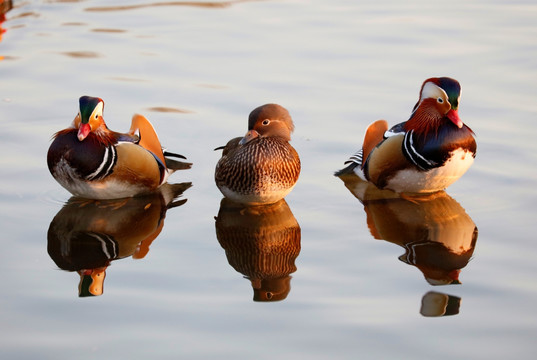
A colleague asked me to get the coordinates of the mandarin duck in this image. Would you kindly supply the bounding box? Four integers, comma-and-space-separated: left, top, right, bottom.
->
214, 104, 301, 205
336, 77, 476, 194
47, 96, 191, 199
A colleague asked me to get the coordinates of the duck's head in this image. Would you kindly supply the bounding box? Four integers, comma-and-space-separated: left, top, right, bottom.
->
413, 77, 462, 128
239, 104, 295, 145
74, 96, 106, 141
406, 77, 465, 136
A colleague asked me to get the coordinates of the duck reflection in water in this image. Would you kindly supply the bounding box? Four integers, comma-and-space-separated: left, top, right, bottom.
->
47, 182, 191, 297
338, 175, 477, 316
215, 198, 301, 302
420, 291, 461, 317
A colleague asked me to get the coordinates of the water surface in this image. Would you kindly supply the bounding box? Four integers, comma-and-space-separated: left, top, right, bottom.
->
1, 0, 537, 359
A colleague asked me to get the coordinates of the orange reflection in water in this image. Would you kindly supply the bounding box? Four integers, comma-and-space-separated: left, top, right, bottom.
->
47, 183, 191, 297
338, 174, 478, 316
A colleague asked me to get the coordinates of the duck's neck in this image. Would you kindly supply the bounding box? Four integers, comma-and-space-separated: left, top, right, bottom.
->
405, 106, 444, 138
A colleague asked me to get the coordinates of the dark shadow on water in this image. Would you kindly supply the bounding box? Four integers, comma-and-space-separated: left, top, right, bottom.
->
47, 182, 191, 297
215, 198, 301, 302
338, 174, 478, 317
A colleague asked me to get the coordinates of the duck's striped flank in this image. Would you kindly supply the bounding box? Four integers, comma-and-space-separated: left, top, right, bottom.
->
403, 130, 437, 171
86, 145, 117, 181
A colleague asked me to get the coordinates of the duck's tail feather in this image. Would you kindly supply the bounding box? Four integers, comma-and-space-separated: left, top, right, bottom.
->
334, 162, 358, 176
334, 149, 363, 176
165, 157, 192, 171
163, 150, 187, 160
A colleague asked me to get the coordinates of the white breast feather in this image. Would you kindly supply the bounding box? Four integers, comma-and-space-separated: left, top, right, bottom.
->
387, 148, 474, 193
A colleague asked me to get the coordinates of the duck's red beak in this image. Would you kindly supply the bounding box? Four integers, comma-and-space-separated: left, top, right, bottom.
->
447, 109, 463, 129
77, 123, 90, 141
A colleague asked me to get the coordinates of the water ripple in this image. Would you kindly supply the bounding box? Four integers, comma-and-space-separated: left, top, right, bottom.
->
85, 0, 260, 12
146, 106, 194, 114
58, 51, 102, 58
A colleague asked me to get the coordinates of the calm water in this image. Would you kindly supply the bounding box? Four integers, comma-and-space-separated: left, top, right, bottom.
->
1, 0, 537, 359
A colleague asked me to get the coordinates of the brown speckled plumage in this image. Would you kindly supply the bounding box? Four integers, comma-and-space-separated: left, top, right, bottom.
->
215, 104, 301, 205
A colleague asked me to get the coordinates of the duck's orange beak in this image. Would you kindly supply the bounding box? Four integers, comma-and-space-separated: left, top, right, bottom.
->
77, 123, 91, 141
447, 109, 463, 129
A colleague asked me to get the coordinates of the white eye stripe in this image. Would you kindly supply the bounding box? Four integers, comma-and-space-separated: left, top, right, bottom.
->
421, 82, 448, 101
89, 101, 104, 121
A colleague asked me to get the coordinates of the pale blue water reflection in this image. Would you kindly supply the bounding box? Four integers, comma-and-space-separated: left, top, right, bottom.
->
1, 0, 537, 359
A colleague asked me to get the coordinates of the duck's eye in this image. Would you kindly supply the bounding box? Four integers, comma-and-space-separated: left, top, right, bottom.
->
262, 119, 270, 126
95, 113, 99, 119
437, 97, 444, 103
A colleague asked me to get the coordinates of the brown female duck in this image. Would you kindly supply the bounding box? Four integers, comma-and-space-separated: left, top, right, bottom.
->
215, 104, 301, 205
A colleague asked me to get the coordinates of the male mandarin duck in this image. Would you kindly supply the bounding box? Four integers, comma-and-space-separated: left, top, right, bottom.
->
47, 96, 191, 199
336, 77, 476, 194
215, 104, 301, 205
